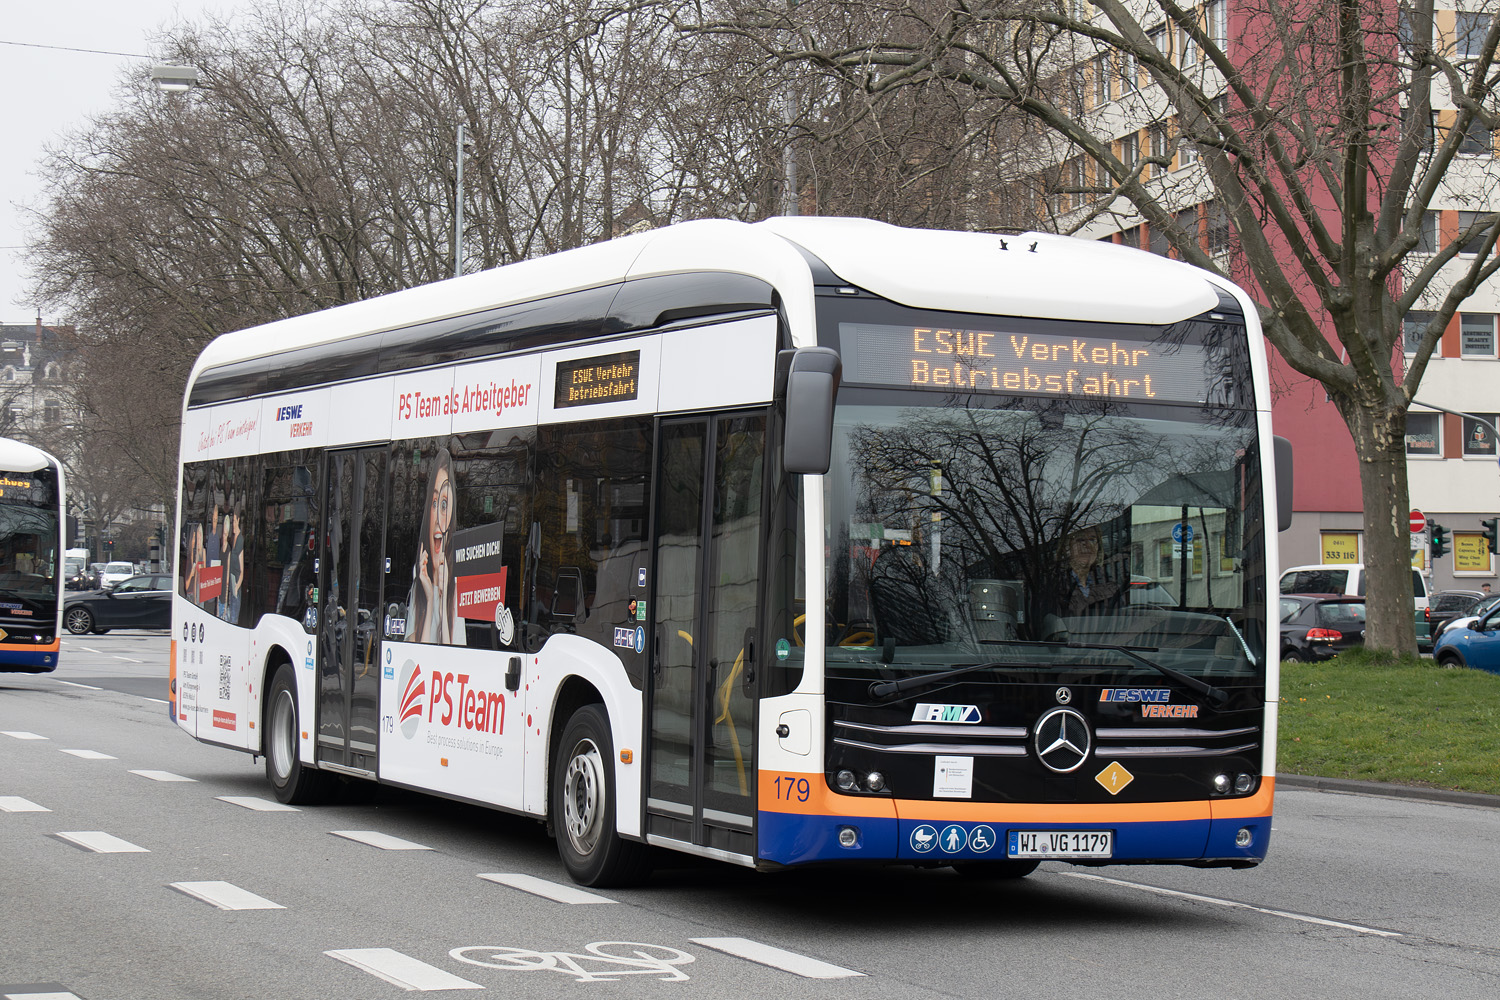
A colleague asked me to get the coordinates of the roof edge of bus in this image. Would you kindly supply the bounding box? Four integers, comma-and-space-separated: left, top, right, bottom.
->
0, 437, 60, 473
182, 219, 825, 394
756, 218, 1228, 326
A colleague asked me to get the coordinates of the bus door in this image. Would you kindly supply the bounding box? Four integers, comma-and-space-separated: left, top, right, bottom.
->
316, 447, 388, 776
646, 412, 766, 859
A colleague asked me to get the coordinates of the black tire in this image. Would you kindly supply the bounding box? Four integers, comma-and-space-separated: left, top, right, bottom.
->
952, 859, 1040, 879
1281, 649, 1305, 663
64, 607, 94, 635
1437, 650, 1466, 669
552, 704, 651, 887
265, 663, 331, 805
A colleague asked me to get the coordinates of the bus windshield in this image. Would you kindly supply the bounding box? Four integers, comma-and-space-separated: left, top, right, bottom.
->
816, 396, 1267, 687
0, 488, 60, 611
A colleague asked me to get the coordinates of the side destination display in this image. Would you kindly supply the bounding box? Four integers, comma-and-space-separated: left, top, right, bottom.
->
554, 350, 640, 408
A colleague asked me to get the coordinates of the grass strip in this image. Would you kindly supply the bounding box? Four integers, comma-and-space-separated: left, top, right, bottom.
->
1278, 649, 1500, 795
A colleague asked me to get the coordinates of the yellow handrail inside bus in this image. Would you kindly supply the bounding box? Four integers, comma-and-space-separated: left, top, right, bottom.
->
714, 647, 748, 795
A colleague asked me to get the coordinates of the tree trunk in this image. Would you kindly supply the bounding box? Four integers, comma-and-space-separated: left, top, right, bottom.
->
1342, 401, 1418, 653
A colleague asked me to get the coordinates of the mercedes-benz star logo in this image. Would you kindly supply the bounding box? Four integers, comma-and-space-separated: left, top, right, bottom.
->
1055, 686, 1072, 705
1033, 707, 1092, 774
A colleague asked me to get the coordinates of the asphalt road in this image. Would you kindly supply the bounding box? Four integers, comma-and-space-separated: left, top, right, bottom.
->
2, 632, 1499, 999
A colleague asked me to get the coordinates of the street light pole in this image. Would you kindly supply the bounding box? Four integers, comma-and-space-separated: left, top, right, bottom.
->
453, 123, 466, 279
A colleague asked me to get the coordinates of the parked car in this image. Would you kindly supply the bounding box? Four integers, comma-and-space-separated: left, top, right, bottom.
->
1278, 563, 1429, 611
1279, 594, 1367, 662
1420, 590, 1487, 651
63, 574, 173, 634
1432, 601, 1500, 674
1434, 592, 1500, 644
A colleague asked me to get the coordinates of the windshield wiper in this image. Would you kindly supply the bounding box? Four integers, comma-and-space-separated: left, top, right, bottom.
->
867, 638, 1229, 708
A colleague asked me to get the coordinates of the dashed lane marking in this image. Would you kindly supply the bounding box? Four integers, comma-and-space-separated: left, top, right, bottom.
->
1054, 871, 1404, 937
113, 657, 144, 663
689, 938, 865, 979
59, 749, 116, 760
326, 949, 482, 991
54, 831, 149, 853
132, 770, 196, 782
2, 732, 47, 740
0, 797, 50, 812
478, 873, 617, 904
54, 681, 102, 691
170, 881, 285, 910
0, 984, 84, 999
331, 830, 431, 850
218, 795, 297, 811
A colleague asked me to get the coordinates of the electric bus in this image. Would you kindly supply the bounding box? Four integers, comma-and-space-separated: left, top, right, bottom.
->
0, 437, 65, 673
171, 218, 1290, 885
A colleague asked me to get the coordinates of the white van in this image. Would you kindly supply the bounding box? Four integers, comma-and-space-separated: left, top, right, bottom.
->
1279, 563, 1429, 611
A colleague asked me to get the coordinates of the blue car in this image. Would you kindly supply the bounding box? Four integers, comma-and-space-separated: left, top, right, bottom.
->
1432, 600, 1500, 674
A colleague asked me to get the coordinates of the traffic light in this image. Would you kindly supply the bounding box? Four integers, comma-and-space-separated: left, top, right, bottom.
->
1483, 517, 1499, 555
1431, 523, 1449, 559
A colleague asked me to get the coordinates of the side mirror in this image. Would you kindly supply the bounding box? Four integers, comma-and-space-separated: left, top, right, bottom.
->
783, 347, 842, 475
1274, 435, 1293, 532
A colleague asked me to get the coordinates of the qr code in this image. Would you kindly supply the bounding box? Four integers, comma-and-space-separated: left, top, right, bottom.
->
219, 656, 232, 701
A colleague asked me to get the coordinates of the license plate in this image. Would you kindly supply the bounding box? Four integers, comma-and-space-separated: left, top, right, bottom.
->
1008, 829, 1113, 858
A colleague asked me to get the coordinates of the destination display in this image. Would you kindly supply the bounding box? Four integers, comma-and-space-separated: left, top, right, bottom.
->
840, 322, 1217, 404
554, 350, 640, 408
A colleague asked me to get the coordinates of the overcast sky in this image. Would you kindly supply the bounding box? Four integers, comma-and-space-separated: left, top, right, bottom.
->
1, 2, 250, 326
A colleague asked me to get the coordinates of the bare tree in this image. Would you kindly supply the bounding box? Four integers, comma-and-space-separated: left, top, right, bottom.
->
679, 0, 1500, 652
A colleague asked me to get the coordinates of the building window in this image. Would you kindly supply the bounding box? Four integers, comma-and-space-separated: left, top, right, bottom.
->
1176, 207, 1199, 253
1150, 123, 1172, 161
1462, 414, 1500, 458
6, 403, 22, 420
43, 399, 60, 425
1405, 411, 1441, 456
1, 368, 12, 383
1207, 1, 1228, 48
1415, 211, 1439, 253
1119, 51, 1138, 93
1459, 210, 1491, 254
1149, 26, 1168, 64
1205, 200, 1232, 255
43, 362, 59, 381
1460, 116, 1492, 155
1150, 223, 1170, 256
1179, 22, 1200, 66
1458, 12, 1492, 59
1179, 135, 1201, 166
1094, 53, 1111, 105
1403, 310, 1436, 354
1460, 313, 1497, 356
1120, 132, 1140, 168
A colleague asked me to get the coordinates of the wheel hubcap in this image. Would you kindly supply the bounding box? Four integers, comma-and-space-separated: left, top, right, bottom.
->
66, 609, 89, 633
562, 738, 605, 856
270, 689, 295, 781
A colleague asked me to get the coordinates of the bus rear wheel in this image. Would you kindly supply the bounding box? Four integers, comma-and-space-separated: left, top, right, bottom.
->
552, 704, 651, 887
265, 663, 331, 805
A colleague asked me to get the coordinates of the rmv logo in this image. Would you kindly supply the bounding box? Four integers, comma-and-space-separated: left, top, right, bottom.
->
912, 703, 982, 724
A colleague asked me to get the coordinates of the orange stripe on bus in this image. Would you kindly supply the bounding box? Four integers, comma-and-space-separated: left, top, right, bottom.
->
759, 770, 1276, 824
0, 640, 60, 653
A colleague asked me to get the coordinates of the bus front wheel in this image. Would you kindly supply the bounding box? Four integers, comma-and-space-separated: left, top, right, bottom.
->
265, 663, 330, 805
552, 704, 651, 887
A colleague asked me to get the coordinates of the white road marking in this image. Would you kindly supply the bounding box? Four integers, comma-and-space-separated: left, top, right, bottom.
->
0, 796, 50, 812
4, 991, 84, 999
55, 831, 149, 853
689, 937, 865, 979
59, 749, 116, 760
139, 698, 168, 705
131, 770, 196, 783
113, 657, 143, 663
76, 645, 103, 653
54, 681, 102, 691
2, 732, 47, 740
170, 881, 285, 910
478, 873, 617, 904
331, 830, 431, 850
326, 948, 482, 991
218, 795, 298, 812
1054, 871, 1404, 937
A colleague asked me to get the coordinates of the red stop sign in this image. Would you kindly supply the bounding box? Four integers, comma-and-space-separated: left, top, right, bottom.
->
1410, 509, 1426, 533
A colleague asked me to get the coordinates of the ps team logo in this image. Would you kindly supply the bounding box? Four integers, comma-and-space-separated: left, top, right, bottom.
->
397, 659, 425, 740
912, 703, 981, 724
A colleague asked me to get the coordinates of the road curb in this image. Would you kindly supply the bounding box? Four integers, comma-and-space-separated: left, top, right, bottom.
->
1278, 773, 1500, 809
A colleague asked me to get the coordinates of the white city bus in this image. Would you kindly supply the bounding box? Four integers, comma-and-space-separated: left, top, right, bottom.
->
172, 218, 1289, 885
0, 437, 65, 673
